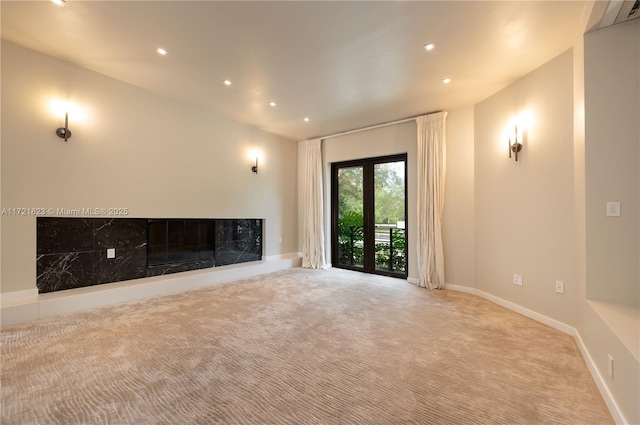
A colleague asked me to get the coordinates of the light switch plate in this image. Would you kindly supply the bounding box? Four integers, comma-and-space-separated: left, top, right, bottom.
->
107, 248, 116, 259
606, 201, 621, 217
513, 274, 523, 286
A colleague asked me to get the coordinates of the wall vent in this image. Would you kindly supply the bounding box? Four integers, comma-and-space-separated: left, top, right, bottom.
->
599, 0, 640, 28
615, 0, 639, 23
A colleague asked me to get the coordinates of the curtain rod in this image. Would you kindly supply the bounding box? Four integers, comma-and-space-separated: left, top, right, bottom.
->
318, 115, 418, 141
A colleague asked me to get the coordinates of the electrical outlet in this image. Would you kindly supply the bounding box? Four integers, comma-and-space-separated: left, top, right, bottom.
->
555, 280, 564, 294
608, 355, 614, 379
107, 248, 116, 259
513, 274, 523, 286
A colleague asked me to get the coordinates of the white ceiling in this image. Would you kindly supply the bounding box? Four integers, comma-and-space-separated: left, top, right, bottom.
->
1, 1, 597, 141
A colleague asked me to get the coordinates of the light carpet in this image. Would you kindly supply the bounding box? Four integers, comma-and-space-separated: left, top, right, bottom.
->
1, 268, 613, 424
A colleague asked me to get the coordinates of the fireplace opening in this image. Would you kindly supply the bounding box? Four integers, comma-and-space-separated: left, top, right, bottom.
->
148, 219, 214, 267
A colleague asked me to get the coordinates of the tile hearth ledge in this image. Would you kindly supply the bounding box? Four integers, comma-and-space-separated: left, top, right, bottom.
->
0, 253, 302, 327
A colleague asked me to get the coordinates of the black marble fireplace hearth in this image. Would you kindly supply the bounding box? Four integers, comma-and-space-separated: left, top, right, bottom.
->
36, 217, 263, 294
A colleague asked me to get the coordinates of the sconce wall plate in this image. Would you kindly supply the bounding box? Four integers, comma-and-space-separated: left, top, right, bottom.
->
510, 141, 522, 161
56, 127, 72, 140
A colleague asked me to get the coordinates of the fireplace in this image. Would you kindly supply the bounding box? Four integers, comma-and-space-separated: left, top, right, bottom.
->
36, 217, 263, 293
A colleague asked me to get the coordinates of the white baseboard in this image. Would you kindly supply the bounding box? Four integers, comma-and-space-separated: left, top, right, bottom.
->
1, 255, 302, 328
408, 280, 473, 292
574, 331, 627, 425
0, 288, 38, 303
443, 283, 574, 335
444, 283, 476, 294
263, 252, 302, 261
444, 284, 626, 424
474, 289, 576, 336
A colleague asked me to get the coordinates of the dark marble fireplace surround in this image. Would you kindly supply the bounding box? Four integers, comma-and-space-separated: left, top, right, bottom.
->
36, 217, 263, 294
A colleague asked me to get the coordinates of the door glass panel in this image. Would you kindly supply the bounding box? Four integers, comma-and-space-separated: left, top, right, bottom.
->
337, 166, 364, 267
332, 154, 407, 278
374, 161, 406, 273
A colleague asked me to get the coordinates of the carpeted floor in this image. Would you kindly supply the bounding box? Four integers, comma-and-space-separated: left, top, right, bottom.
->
1, 268, 613, 424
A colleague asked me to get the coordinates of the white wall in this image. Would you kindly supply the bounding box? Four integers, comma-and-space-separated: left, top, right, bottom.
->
582, 19, 640, 425
1, 41, 298, 294
474, 49, 577, 327
584, 19, 639, 307
471, 20, 640, 422
444, 107, 475, 288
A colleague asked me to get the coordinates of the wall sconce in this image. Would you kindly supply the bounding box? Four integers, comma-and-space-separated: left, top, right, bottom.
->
508, 124, 522, 161
51, 99, 84, 142
248, 149, 261, 174
56, 111, 72, 141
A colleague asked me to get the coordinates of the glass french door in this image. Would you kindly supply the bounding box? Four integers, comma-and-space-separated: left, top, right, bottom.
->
331, 154, 407, 278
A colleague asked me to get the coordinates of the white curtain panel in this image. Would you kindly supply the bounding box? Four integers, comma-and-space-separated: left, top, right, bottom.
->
302, 138, 326, 269
416, 112, 448, 289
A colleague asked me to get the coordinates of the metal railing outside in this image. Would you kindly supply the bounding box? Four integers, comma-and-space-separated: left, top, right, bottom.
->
337, 225, 406, 272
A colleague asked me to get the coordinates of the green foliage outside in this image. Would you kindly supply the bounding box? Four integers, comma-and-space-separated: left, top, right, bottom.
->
337, 162, 406, 272
337, 167, 364, 219
373, 162, 405, 225
374, 229, 406, 272
337, 210, 364, 265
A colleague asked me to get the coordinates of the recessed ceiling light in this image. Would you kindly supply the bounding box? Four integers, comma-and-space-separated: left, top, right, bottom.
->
424, 43, 435, 51
442, 78, 452, 84
51, 0, 66, 5
269, 101, 277, 107
304, 117, 310, 122
155, 48, 168, 56
223, 80, 232, 86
